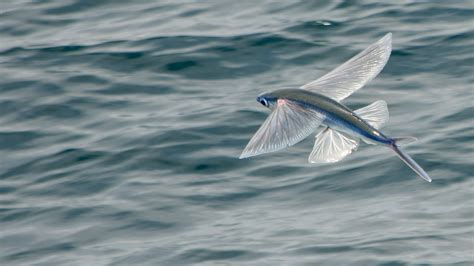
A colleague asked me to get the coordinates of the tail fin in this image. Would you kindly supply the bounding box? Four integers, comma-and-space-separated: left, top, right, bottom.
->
392, 136, 418, 146
390, 141, 432, 182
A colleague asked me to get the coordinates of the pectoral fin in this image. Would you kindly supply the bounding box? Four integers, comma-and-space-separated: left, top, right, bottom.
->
308, 127, 359, 163
301, 33, 392, 101
240, 100, 324, 159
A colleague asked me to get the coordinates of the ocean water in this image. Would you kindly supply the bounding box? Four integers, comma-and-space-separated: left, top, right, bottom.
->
0, 1, 473, 265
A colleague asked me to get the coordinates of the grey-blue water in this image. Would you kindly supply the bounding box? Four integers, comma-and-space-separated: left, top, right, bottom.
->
1, 1, 473, 265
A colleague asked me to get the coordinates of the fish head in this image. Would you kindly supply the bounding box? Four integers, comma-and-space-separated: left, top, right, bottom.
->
256, 91, 278, 110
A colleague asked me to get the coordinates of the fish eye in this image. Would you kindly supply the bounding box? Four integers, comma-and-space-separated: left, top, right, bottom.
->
260, 98, 268, 107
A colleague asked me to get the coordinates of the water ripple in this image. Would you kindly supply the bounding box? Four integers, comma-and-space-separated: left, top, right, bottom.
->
0, 1, 472, 265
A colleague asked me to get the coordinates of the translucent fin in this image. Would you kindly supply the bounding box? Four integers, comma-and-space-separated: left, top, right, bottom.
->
393, 136, 418, 146
308, 127, 359, 163
240, 99, 324, 159
390, 145, 432, 182
354, 100, 389, 129
301, 33, 392, 101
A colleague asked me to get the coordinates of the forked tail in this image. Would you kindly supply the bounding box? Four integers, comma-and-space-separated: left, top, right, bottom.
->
389, 140, 432, 182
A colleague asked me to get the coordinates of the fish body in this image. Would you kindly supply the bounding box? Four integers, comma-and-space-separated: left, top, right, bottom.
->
240, 33, 433, 182
260, 88, 392, 145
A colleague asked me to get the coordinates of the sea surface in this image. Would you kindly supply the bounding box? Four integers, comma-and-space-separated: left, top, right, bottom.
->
0, 1, 473, 265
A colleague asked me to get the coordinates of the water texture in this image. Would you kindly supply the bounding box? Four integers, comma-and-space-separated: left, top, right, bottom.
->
0, 1, 473, 265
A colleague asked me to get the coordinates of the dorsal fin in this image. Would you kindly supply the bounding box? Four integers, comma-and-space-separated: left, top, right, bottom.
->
354, 100, 389, 129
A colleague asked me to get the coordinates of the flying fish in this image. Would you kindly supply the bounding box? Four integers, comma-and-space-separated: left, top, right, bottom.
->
240, 33, 432, 182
